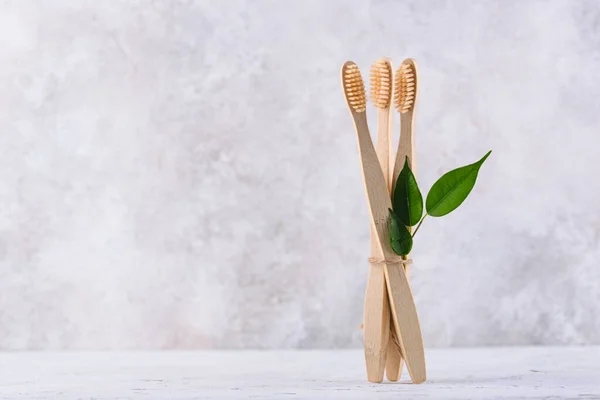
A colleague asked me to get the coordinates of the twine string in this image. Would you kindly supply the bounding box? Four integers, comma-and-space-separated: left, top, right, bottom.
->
368, 257, 412, 266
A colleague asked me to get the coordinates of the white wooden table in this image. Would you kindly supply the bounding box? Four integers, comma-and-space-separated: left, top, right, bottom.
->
1, 347, 599, 399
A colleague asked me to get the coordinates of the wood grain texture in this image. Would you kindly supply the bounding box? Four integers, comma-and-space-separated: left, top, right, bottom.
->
363, 108, 394, 382
385, 263, 411, 381
350, 114, 425, 384
387, 58, 420, 381
385, 322, 403, 381
353, 111, 425, 381
375, 108, 392, 194
391, 59, 419, 190
341, 60, 390, 382
392, 58, 419, 305
384, 259, 425, 383
375, 83, 404, 382
363, 264, 389, 382
343, 61, 425, 384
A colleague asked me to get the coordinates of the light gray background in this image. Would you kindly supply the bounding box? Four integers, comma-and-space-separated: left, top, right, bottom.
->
0, 0, 599, 350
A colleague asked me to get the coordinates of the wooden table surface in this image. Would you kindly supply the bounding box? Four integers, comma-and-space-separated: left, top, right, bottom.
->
1, 347, 599, 399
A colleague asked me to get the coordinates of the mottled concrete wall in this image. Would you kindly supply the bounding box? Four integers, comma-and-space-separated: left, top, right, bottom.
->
0, 0, 599, 349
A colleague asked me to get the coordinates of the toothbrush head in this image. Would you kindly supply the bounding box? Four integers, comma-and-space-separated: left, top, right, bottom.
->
370, 58, 393, 109
342, 61, 367, 113
394, 59, 417, 114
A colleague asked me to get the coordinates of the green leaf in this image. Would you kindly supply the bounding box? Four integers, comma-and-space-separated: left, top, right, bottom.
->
426, 150, 492, 217
389, 209, 413, 255
393, 156, 423, 226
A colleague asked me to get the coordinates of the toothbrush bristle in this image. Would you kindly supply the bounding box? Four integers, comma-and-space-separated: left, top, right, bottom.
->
394, 62, 416, 114
370, 59, 392, 109
343, 63, 367, 113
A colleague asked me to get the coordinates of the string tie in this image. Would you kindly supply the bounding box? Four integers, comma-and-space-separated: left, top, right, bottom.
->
368, 257, 412, 266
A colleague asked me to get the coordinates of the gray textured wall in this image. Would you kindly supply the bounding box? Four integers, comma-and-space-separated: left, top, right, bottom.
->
1, 0, 599, 349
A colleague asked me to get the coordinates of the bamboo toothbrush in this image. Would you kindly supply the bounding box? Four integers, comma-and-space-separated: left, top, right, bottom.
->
391, 58, 419, 280
388, 58, 419, 381
370, 58, 394, 193
342, 61, 426, 384
369, 58, 404, 382
392, 58, 419, 187
356, 58, 394, 383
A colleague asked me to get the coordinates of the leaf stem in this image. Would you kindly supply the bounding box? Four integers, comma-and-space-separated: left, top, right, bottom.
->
411, 213, 428, 238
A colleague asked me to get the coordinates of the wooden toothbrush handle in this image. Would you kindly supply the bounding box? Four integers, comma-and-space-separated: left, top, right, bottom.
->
370, 107, 404, 382
351, 111, 425, 383
363, 108, 394, 382
384, 260, 426, 384
387, 110, 417, 381
363, 255, 390, 382
385, 263, 411, 381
